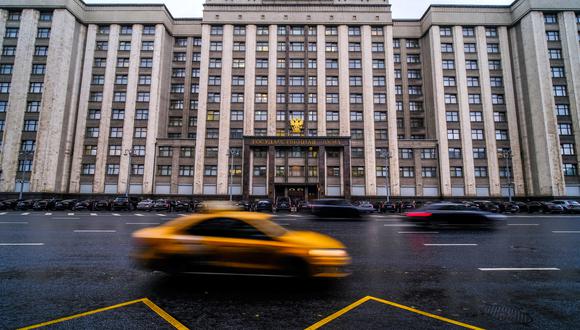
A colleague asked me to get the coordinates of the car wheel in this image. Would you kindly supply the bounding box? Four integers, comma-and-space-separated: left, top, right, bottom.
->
284, 258, 310, 278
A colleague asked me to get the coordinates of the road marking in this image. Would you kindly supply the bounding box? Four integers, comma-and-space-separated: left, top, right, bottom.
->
126, 222, 160, 225
45, 213, 52, 216
67, 213, 74, 216
157, 214, 166, 217
18, 297, 189, 330
478, 268, 560, 271
0, 243, 44, 246
135, 213, 144, 217
179, 214, 187, 217
112, 213, 120, 217
424, 244, 478, 246
52, 217, 80, 220
398, 231, 439, 234
553, 231, 580, 234
21, 213, 30, 216
73, 230, 116, 233
305, 295, 484, 330
0, 221, 28, 224
383, 224, 415, 227
507, 224, 539, 226
0, 212, 6, 215
90, 213, 97, 216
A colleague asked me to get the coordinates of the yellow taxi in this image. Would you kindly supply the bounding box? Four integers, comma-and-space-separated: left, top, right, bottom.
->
132, 209, 350, 278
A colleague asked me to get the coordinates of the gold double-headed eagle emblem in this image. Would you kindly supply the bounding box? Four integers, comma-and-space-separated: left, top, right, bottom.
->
289, 118, 304, 134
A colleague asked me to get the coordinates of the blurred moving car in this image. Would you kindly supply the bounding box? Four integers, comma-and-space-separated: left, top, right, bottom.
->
405, 203, 506, 228
275, 197, 291, 213
353, 201, 375, 214
550, 200, 580, 213
254, 200, 274, 213
136, 199, 155, 212
132, 210, 350, 278
310, 199, 361, 218
174, 200, 193, 212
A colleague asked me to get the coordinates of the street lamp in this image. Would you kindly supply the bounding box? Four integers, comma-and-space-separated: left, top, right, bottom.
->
379, 149, 392, 204
227, 148, 240, 201
17, 150, 34, 200
501, 148, 513, 203
124, 148, 136, 198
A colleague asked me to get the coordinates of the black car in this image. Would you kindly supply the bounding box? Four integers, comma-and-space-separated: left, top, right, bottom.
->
54, 199, 77, 211
236, 200, 252, 211
499, 202, 519, 213
405, 203, 506, 228
92, 199, 111, 211
111, 196, 140, 211
16, 199, 38, 210
514, 202, 529, 213
254, 200, 274, 213
526, 201, 565, 214
174, 200, 192, 212
0, 199, 20, 210
275, 198, 291, 213
310, 199, 361, 218
73, 200, 94, 211
32, 200, 50, 211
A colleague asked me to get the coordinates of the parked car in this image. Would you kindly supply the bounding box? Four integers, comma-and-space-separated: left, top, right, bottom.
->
173, 200, 193, 212
153, 199, 173, 212
405, 203, 507, 228
354, 201, 376, 214
136, 199, 155, 212
499, 202, 519, 213
379, 201, 396, 213
54, 199, 77, 211
32, 200, 50, 211
92, 199, 111, 211
73, 200, 94, 211
236, 200, 252, 212
514, 202, 529, 213
310, 199, 361, 219
550, 200, 580, 214
0, 199, 20, 210
527, 201, 565, 214
275, 197, 292, 213
473, 201, 500, 213
16, 199, 38, 211
254, 200, 274, 213
111, 196, 140, 211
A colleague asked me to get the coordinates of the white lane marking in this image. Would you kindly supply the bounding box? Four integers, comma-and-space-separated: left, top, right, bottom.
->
21, 213, 30, 216
52, 217, 80, 220
179, 214, 187, 217
112, 214, 120, 217
90, 213, 97, 216
507, 224, 540, 226
157, 214, 166, 217
0, 212, 6, 215
398, 231, 439, 234
0, 243, 44, 246
383, 224, 415, 227
424, 244, 478, 246
135, 214, 144, 217
478, 268, 560, 271
68, 213, 74, 216
74, 230, 117, 233
553, 231, 580, 234
45, 213, 52, 216
0, 222, 29, 224
126, 222, 161, 225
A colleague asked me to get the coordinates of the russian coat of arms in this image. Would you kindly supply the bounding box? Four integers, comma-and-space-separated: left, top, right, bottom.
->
290, 118, 304, 134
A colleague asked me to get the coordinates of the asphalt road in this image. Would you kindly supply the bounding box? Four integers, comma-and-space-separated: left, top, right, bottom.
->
0, 211, 579, 329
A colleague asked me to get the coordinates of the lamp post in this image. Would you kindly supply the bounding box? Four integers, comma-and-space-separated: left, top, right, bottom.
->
501, 148, 513, 203
379, 149, 392, 204
17, 150, 34, 200
124, 148, 136, 198
227, 148, 240, 201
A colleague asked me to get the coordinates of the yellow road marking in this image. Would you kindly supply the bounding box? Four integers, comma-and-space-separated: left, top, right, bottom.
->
306, 296, 485, 330
18, 298, 189, 330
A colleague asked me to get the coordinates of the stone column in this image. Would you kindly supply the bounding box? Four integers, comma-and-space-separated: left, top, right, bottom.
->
117, 24, 142, 194
217, 24, 234, 195
519, 12, 564, 196
143, 24, 168, 194
267, 25, 277, 136
400, 39, 411, 138
193, 24, 211, 195
343, 145, 352, 199
267, 145, 275, 198
243, 25, 257, 136
170, 147, 179, 194
452, 26, 476, 196
361, 25, 377, 196
93, 24, 120, 193
499, 26, 525, 196
475, 26, 501, 196
0, 10, 7, 53
0, 9, 38, 192
317, 25, 326, 136
428, 26, 452, 197
242, 143, 251, 200
414, 148, 423, 197
69, 24, 97, 193
318, 146, 326, 197
338, 25, 350, 136
559, 12, 580, 167
385, 25, 401, 197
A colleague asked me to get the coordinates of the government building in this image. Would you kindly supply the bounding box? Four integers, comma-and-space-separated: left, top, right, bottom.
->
0, 0, 579, 201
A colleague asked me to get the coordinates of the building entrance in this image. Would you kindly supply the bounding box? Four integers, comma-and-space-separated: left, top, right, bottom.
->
275, 185, 318, 203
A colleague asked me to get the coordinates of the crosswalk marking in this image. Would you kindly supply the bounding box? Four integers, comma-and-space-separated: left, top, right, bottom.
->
157, 214, 166, 217
112, 213, 120, 217
0, 212, 6, 216
90, 213, 97, 216
135, 214, 144, 217
45, 213, 52, 216
21, 213, 30, 216
68, 213, 74, 216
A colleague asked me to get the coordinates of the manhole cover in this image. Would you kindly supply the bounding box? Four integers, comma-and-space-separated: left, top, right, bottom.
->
483, 304, 533, 324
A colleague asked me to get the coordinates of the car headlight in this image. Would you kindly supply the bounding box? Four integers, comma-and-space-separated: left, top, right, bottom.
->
308, 249, 348, 257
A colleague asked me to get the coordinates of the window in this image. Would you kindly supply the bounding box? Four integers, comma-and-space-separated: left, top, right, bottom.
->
450, 167, 463, 178
408, 70, 421, 79
494, 112, 507, 123
553, 85, 567, 97
326, 43, 338, 52
400, 149, 413, 159
139, 75, 151, 85
111, 109, 125, 120
2, 46, 16, 56
442, 60, 455, 70
546, 31, 560, 41
140, 58, 153, 68
448, 129, 460, 140
0, 82, 10, 94
23, 120, 38, 132
372, 26, 384, 36
563, 164, 577, 176
422, 167, 437, 178
446, 111, 459, 122
470, 112, 483, 122
8, 12, 21, 21
82, 164, 95, 175
34, 46, 48, 56
211, 26, 223, 35
134, 127, 147, 138
348, 26, 361, 36
27, 101, 41, 113
349, 42, 361, 52
406, 39, 419, 48
326, 111, 339, 122
544, 14, 558, 24
548, 49, 562, 59
490, 77, 503, 87
463, 27, 475, 37
467, 77, 479, 87
445, 94, 457, 104
134, 109, 147, 120
400, 167, 415, 178
352, 167, 365, 178
96, 41, 108, 51
130, 145, 145, 157
326, 94, 339, 104
410, 102, 423, 112
173, 52, 186, 62
556, 104, 570, 116
86, 127, 99, 138
495, 130, 508, 140
440, 27, 452, 37
372, 43, 385, 53
253, 166, 267, 177
351, 129, 364, 140
326, 26, 338, 36
409, 86, 422, 96
289, 59, 304, 69
374, 112, 387, 122
486, 27, 498, 38
471, 129, 484, 140
113, 92, 126, 103
487, 43, 500, 53
117, 58, 130, 68
156, 165, 171, 176
375, 129, 388, 140
233, 25, 246, 36
492, 94, 505, 105
255, 110, 267, 121
443, 77, 456, 87
474, 167, 488, 178
464, 43, 476, 53
352, 148, 364, 158
465, 60, 478, 70
5, 28, 18, 39
559, 123, 572, 136
115, 75, 128, 85
29, 82, 43, 94
118, 41, 131, 51
473, 148, 486, 159
349, 76, 362, 87
407, 55, 420, 64
551, 67, 565, 78
0, 101, 6, 112
468, 94, 481, 105
561, 143, 575, 156
394, 54, 401, 63
373, 59, 385, 69
374, 93, 386, 104
88, 110, 101, 120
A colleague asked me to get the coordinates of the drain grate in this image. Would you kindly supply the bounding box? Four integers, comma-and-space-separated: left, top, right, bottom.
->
483, 304, 533, 324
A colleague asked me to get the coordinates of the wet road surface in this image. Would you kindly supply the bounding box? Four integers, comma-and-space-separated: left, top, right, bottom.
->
0, 211, 579, 329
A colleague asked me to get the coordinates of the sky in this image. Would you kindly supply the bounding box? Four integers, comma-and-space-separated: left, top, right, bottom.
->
84, 0, 514, 19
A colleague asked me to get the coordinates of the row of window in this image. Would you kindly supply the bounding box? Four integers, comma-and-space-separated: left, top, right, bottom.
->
209, 25, 386, 37
446, 111, 507, 123
7, 11, 52, 22
444, 93, 505, 105
93, 57, 153, 68
441, 59, 502, 70
446, 129, 509, 140
439, 26, 499, 38
4, 27, 50, 39
97, 25, 157, 36
442, 76, 503, 87
87, 109, 148, 121
85, 127, 148, 139
96, 40, 156, 52
0, 63, 46, 75
89, 91, 150, 103
441, 43, 500, 54
204, 57, 392, 69
0, 82, 43, 94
